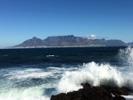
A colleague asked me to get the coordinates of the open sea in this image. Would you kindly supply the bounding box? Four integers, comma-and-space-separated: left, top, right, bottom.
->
0, 47, 133, 100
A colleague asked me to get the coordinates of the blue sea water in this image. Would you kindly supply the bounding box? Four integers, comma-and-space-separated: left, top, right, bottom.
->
0, 47, 133, 100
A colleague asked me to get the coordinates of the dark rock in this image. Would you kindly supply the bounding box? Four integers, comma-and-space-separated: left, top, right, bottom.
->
113, 96, 125, 100
51, 83, 128, 100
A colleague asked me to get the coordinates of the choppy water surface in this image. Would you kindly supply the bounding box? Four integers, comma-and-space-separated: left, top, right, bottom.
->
0, 47, 133, 100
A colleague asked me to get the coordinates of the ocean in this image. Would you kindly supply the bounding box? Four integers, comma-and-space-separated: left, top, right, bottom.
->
0, 47, 133, 100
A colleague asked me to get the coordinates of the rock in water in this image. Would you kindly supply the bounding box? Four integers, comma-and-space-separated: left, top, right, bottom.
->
51, 83, 126, 100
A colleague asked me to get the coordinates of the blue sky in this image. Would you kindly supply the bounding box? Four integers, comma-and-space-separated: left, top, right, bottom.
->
0, 0, 133, 47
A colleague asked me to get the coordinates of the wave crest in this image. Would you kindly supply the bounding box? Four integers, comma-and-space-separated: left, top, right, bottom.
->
57, 62, 132, 93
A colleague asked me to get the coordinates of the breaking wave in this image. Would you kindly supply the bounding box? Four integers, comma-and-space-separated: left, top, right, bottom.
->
119, 47, 133, 66
58, 47, 133, 93
57, 62, 125, 92
0, 47, 133, 100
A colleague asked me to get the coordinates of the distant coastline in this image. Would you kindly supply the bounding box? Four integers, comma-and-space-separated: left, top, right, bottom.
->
1, 35, 131, 49
11, 46, 128, 49
12, 35, 133, 49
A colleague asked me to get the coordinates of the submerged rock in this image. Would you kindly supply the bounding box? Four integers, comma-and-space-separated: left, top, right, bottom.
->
51, 83, 127, 100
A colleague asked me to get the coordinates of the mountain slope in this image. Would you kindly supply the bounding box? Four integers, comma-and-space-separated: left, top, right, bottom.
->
15, 35, 127, 48
16, 37, 45, 47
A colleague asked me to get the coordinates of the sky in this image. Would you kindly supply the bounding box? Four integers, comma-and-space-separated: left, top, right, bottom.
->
0, 0, 133, 47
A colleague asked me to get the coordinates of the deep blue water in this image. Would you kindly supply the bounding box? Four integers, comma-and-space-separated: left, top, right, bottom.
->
0, 47, 125, 65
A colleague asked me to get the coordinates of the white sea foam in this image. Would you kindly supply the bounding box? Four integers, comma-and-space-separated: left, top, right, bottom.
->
123, 95, 133, 100
56, 47, 133, 97
0, 86, 49, 100
57, 62, 126, 93
119, 47, 133, 69
46, 55, 55, 58
9, 71, 53, 79
57, 47, 133, 93
0, 67, 57, 100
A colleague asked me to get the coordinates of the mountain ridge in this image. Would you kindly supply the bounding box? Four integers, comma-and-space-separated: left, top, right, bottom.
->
14, 35, 128, 48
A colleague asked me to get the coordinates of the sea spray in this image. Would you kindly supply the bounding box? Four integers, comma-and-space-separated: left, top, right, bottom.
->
0, 68, 57, 100
0, 87, 49, 100
57, 62, 125, 93
119, 47, 133, 66
57, 47, 133, 93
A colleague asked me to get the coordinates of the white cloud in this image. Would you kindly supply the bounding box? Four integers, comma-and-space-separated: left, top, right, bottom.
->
88, 34, 96, 39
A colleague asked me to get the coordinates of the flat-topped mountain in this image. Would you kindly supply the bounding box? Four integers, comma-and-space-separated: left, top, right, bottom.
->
15, 35, 127, 48
128, 42, 133, 46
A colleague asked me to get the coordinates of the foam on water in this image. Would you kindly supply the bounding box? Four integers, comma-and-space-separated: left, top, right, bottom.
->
8, 71, 53, 79
0, 47, 133, 100
119, 47, 133, 68
0, 67, 59, 100
57, 47, 133, 93
57, 62, 125, 93
0, 87, 49, 100
123, 95, 133, 100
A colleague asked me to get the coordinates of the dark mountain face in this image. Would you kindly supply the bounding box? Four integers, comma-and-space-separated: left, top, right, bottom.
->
16, 37, 45, 47
128, 42, 133, 46
44, 35, 89, 46
106, 40, 127, 47
15, 35, 127, 48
